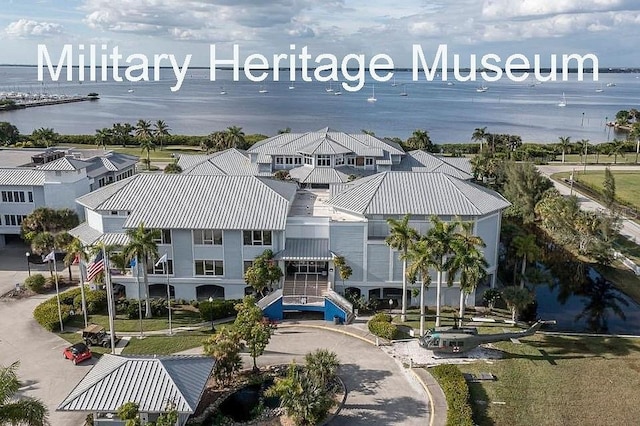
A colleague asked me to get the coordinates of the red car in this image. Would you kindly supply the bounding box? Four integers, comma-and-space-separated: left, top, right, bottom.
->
63, 342, 92, 364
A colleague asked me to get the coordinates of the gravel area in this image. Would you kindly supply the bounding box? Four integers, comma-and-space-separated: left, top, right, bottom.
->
381, 340, 504, 366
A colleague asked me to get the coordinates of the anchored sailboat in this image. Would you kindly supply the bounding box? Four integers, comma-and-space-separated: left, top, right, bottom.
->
558, 92, 567, 107
367, 85, 377, 102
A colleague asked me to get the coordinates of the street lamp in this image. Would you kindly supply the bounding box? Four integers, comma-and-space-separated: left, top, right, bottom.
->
208, 296, 215, 332
25, 252, 31, 277
388, 298, 393, 315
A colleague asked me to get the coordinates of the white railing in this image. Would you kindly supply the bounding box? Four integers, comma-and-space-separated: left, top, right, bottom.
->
257, 289, 283, 309
282, 295, 324, 305
325, 290, 353, 314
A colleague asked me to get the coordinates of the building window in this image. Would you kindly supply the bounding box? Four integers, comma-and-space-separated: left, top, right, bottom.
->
153, 229, 172, 244
304, 155, 313, 165
285, 157, 294, 165
3, 214, 26, 226
365, 158, 374, 166
243, 230, 272, 246
294, 157, 302, 165
28, 191, 33, 202
193, 229, 223, 245
335, 156, 344, 166
98, 178, 105, 187
110, 211, 118, 215
149, 260, 173, 275
195, 260, 224, 276
316, 155, 331, 167
1, 191, 28, 203
275, 157, 284, 165
347, 156, 356, 166
243, 260, 254, 273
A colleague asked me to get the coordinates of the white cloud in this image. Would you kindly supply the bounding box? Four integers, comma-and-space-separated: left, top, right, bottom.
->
481, 0, 639, 19
4, 18, 63, 38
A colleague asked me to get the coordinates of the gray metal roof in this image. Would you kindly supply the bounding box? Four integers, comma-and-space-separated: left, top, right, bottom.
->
177, 154, 212, 170
80, 174, 297, 230
393, 151, 472, 180
275, 238, 333, 260
57, 354, 214, 414
69, 222, 103, 245
0, 168, 45, 186
297, 137, 353, 155
100, 232, 130, 246
248, 129, 405, 158
84, 154, 138, 179
181, 149, 261, 176
437, 156, 473, 175
37, 157, 91, 171
289, 165, 374, 184
327, 172, 510, 216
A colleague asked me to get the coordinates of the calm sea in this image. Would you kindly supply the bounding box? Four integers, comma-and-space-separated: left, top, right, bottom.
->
0, 66, 638, 143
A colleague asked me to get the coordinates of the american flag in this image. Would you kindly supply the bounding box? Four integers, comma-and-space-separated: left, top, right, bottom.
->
86, 250, 105, 281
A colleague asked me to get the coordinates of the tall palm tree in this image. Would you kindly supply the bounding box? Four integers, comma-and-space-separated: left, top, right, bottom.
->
0, 362, 49, 425
512, 234, 540, 289
64, 237, 90, 326
208, 131, 228, 152
471, 126, 487, 152
139, 138, 156, 171
226, 126, 246, 150
404, 237, 436, 337
95, 127, 112, 150
123, 224, 160, 318
112, 122, 134, 147
153, 120, 171, 151
448, 221, 487, 323
426, 216, 457, 327
406, 129, 433, 151
594, 143, 608, 164
558, 136, 571, 163
135, 119, 153, 140
385, 214, 419, 322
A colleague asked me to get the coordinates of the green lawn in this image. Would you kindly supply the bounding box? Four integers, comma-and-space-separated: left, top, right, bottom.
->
552, 170, 640, 210
553, 153, 637, 165
67, 308, 203, 332
455, 333, 640, 426
61, 143, 205, 161
121, 329, 215, 355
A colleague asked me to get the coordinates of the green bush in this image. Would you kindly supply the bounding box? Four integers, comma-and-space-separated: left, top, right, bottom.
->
368, 319, 401, 340
45, 274, 65, 288
199, 299, 238, 321
24, 274, 46, 293
370, 312, 392, 323
430, 365, 474, 426
33, 298, 72, 331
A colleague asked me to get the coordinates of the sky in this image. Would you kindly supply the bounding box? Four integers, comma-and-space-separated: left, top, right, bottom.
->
1, 0, 640, 67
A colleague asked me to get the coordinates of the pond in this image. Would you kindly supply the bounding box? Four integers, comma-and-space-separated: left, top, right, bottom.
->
534, 265, 640, 335
204, 378, 279, 425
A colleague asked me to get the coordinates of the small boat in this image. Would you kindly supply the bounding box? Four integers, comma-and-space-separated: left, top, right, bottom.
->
595, 84, 604, 93
391, 76, 397, 87
476, 85, 488, 93
288, 85, 295, 90
220, 87, 227, 95
334, 88, 342, 95
325, 81, 334, 93
447, 82, 454, 86
606, 82, 616, 87
127, 88, 134, 93
259, 86, 268, 94
367, 85, 377, 102
400, 84, 408, 97
558, 92, 567, 107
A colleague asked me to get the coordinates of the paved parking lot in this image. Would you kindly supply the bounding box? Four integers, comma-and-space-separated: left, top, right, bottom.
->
0, 243, 88, 426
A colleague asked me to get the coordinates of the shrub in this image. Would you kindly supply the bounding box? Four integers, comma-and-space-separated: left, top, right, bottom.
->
45, 274, 65, 289
430, 365, 474, 426
24, 274, 46, 293
199, 299, 237, 321
190, 300, 200, 308
368, 319, 401, 340
126, 302, 143, 320
70, 288, 107, 314
371, 312, 392, 323
33, 298, 72, 331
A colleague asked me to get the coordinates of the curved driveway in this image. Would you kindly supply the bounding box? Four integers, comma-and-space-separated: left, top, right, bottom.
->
242, 327, 430, 425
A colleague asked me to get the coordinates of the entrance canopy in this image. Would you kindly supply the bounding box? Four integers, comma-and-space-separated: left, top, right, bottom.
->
275, 238, 334, 261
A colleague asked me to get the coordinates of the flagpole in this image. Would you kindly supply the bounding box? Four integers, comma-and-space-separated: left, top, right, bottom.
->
78, 252, 88, 328
165, 254, 172, 335
52, 253, 64, 332
103, 246, 116, 354
135, 256, 144, 338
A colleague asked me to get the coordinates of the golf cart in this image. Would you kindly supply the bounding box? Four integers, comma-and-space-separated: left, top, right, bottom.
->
82, 324, 120, 348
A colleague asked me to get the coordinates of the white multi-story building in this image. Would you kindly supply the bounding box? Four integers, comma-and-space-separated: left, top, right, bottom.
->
70, 130, 509, 321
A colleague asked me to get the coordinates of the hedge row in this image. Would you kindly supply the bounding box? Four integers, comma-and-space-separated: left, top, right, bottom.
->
367, 313, 401, 340
430, 364, 474, 426
198, 299, 239, 322
33, 287, 107, 331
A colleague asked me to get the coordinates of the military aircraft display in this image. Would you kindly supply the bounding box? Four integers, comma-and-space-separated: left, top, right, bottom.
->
418, 320, 555, 354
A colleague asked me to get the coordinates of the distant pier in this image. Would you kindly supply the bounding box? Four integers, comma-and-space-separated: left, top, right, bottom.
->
0, 94, 98, 112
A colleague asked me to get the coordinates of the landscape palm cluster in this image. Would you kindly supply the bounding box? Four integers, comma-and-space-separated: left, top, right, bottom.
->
386, 214, 487, 336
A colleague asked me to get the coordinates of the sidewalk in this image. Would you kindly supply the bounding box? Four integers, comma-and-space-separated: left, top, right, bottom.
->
411, 368, 448, 426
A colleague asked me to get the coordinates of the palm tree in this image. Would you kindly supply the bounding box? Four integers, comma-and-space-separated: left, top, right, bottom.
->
608, 139, 626, 164
207, 131, 228, 152
95, 127, 112, 150
594, 143, 608, 164
112, 122, 134, 147
426, 216, 457, 327
448, 222, 488, 323
0, 362, 49, 425
471, 127, 487, 152
139, 138, 156, 171
226, 126, 246, 149
512, 234, 540, 289
404, 237, 436, 337
501, 286, 534, 322
123, 224, 160, 318
630, 123, 640, 164
558, 136, 571, 163
153, 120, 171, 151
64, 237, 90, 326
405, 129, 433, 151
385, 214, 419, 322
